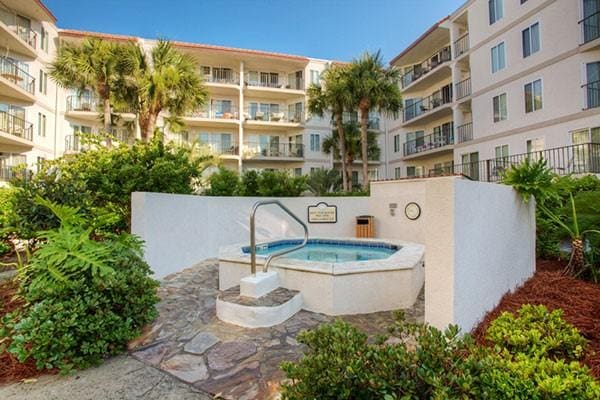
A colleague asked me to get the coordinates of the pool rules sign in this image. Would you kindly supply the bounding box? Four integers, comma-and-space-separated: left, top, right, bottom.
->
307, 202, 337, 223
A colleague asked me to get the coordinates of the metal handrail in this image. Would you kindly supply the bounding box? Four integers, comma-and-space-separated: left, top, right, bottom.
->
250, 200, 309, 275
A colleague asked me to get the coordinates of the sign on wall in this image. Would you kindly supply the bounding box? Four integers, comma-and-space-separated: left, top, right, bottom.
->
307, 202, 338, 223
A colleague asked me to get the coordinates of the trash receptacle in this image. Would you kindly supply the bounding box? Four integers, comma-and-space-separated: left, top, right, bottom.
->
356, 215, 375, 238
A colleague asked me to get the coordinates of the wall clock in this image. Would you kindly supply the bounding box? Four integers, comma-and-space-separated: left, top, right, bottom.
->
405, 202, 421, 220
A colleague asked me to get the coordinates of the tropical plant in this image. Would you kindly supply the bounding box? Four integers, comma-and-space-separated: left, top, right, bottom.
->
0, 199, 159, 373
306, 168, 341, 196
115, 40, 207, 141
307, 65, 353, 191
50, 38, 123, 142
322, 122, 380, 190
502, 159, 600, 277
204, 167, 240, 196
256, 170, 307, 197
347, 50, 402, 187
5, 136, 207, 239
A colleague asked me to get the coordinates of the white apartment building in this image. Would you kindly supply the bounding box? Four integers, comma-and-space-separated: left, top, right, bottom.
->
0, 0, 385, 186
386, 0, 600, 182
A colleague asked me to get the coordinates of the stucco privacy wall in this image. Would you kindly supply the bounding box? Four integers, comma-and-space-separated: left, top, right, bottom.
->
131, 193, 370, 278
424, 177, 536, 332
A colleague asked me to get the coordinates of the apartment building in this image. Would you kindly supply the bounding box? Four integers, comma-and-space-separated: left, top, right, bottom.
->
0, 0, 60, 182
387, 0, 600, 181
0, 0, 386, 185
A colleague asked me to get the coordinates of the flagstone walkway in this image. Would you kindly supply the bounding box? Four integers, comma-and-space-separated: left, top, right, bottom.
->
129, 259, 425, 399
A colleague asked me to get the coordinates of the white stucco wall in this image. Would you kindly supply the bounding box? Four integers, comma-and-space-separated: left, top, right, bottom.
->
424, 177, 536, 332
131, 192, 370, 278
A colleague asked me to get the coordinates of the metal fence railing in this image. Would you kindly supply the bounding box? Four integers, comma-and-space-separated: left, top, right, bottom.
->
243, 142, 304, 158
0, 111, 33, 141
455, 122, 473, 144
580, 10, 600, 44
404, 127, 454, 157
455, 77, 471, 100
400, 46, 451, 88
454, 33, 469, 58
404, 87, 453, 122
0, 56, 35, 94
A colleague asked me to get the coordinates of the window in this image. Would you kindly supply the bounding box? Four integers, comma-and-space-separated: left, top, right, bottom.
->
294, 167, 302, 177
310, 133, 320, 152
36, 156, 45, 172
493, 93, 507, 122
571, 128, 600, 172
522, 23, 540, 58
406, 166, 424, 177
495, 144, 509, 160
310, 70, 320, 85
393, 134, 400, 152
524, 79, 542, 113
461, 152, 480, 180
37, 113, 46, 137
38, 70, 48, 94
40, 27, 49, 52
310, 167, 320, 174
489, 0, 503, 24
585, 62, 600, 109
491, 42, 506, 73
521, 0, 528, 3
394, 167, 402, 179
351, 171, 359, 186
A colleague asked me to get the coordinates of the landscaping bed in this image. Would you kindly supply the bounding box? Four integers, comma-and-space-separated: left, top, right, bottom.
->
0, 280, 54, 385
473, 259, 600, 380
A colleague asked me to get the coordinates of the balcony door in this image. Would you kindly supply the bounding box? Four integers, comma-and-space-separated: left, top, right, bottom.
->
586, 62, 600, 109
461, 152, 479, 180
572, 128, 600, 173
583, 0, 600, 43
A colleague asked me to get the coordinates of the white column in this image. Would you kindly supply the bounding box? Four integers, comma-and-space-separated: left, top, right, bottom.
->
238, 61, 244, 173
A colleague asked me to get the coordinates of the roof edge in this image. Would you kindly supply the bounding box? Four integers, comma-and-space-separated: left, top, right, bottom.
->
389, 15, 450, 66
37, 0, 57, 23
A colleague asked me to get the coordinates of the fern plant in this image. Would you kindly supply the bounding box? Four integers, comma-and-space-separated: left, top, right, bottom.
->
21, 197, 116, 298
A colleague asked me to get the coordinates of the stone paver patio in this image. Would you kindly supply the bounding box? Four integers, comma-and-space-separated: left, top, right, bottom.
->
129, 259, 425, 399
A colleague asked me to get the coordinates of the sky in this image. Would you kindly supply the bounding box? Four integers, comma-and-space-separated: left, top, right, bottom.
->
44, 0, 465, 63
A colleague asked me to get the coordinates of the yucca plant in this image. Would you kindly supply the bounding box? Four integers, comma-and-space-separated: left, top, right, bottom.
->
502, 158, 600, 276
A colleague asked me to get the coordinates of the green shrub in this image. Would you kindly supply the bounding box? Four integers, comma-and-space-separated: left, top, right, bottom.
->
486, 304, 586, 361
281, 305, 600, 399
306, 168, 341, 196
0, 199, 159, 373
6, 137, 205, 239
257, 170, 307, 197
204, 167, 240, 196
240, 170, 259, 196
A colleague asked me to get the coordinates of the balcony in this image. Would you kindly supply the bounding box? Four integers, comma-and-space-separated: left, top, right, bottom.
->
242, 142, 304, 160
197, 140, 239, 156
455, 77, 471, 101
450, 143, 600, 182
403, 85, 453, 126
65, 95, 135, 121
583, 80, 600, 109
0, 110, 33, 149
403, 127, 454, 158
400, 46, 451, 90
456, 121, 473, 143
0, 56, 35, 102
184, 104, 240, 128
454, 33, 469, 58
202, 70, 240, 95
580, 11, 600, 46
244, 106, 304, 130
244, 73, 304, 98
0, 8, 37, 58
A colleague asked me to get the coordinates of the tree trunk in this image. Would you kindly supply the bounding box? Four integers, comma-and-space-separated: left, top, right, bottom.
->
103, 97, 112, 148
141, 112, 158, 142
359, 107, 369, 189
564, 237, 585, 276
346, 154, 353, 191
335, 112, 348, 191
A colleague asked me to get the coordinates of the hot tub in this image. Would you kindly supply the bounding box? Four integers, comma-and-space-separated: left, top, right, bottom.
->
218, 237, 425, 315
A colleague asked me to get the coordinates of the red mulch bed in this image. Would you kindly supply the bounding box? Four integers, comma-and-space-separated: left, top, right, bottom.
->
0, 279, 54, 385
472, 259, 600, 380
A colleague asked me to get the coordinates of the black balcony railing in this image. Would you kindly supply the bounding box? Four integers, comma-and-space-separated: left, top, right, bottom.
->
454, 33, 469, 58
400, 46, 451, 88
580, 11, 600, 44
583, 80, 600, 109
187, 104, 239, 119
243, 142, 304, 158
66, 95, 100, 112
404, 86, 453, 122
244, 73, 304, 90
456, 122, 473, 143
203, 71, 240, 85
244, 106, 304, 123
198, 140, 239, 155
404, 128, 454, 157
0, 57, 35, 94
0, 111, 33, 141
448, 143, 600, 182
0, 8, 37, 48
455, 77, 471, 100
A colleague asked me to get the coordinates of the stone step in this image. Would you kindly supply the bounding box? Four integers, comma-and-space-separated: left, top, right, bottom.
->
216, 285, 303, 328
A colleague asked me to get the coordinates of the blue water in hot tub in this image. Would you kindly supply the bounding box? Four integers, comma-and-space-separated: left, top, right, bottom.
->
242, 239, 399, 263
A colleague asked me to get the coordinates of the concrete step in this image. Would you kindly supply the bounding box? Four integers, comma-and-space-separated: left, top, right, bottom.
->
216, 285, 303, 328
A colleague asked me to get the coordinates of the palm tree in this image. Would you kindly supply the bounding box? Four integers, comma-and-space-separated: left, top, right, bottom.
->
307, 65, 353, 191
115, 40, 207, 141
348, 50, 402, 187
306, 168, 341, 196
322, 122, 380, 190
50, 37, 122, 142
